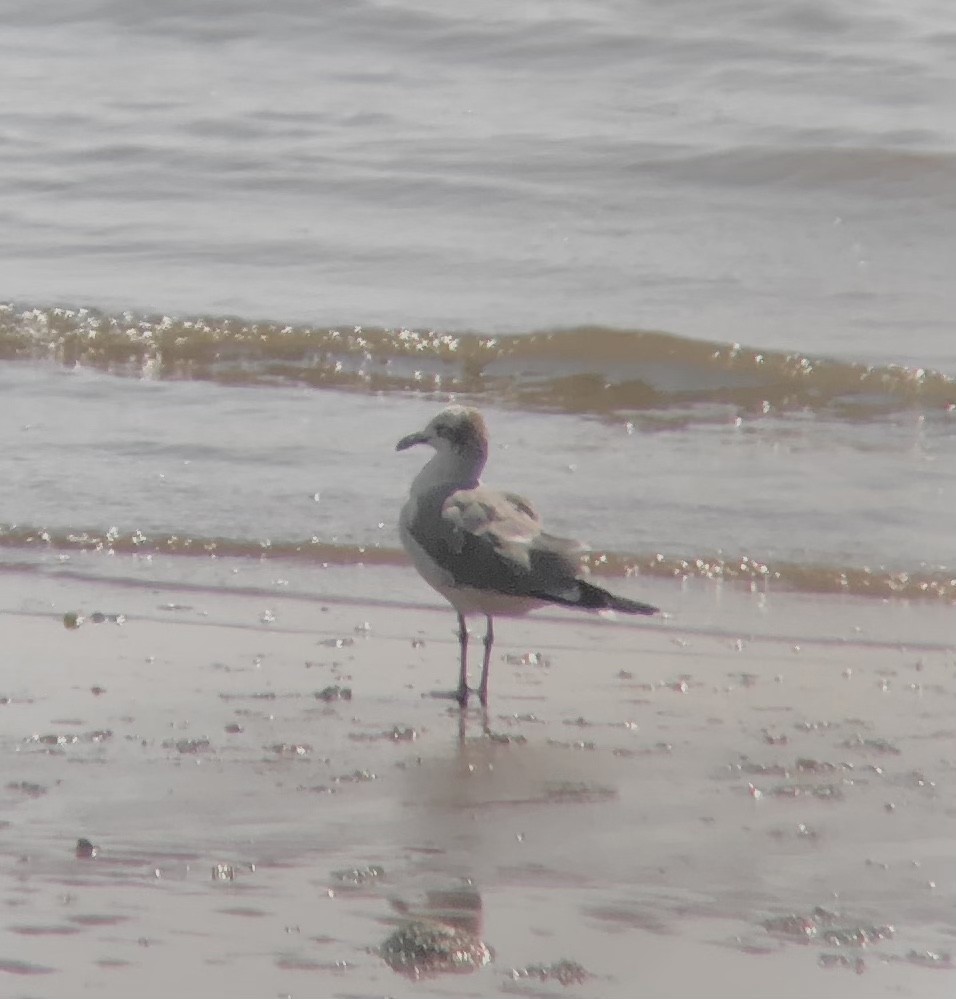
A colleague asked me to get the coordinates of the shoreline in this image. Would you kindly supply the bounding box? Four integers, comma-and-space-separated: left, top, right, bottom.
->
3, 528, 955, 605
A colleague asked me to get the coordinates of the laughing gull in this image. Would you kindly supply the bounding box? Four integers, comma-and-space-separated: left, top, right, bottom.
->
396, 406, 659, 707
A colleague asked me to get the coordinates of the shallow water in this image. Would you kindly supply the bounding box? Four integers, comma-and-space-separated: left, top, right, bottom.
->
0, 351, 953, 603
2, 2, 955, 602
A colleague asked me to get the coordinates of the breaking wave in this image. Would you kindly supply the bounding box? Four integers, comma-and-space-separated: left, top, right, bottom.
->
2, 303, 953, 423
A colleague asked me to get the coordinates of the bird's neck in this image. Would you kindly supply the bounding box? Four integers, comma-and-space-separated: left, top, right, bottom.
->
411, 448, 483, 495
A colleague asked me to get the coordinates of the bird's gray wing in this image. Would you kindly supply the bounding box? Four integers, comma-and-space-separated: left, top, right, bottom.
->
406, 484, 585, 598
499, 491, 540, 523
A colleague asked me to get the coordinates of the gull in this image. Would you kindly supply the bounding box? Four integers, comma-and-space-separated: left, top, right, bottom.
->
396, 406, 659, 706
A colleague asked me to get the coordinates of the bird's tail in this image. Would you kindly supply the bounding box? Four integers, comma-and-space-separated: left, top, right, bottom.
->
542, 580, 659, 616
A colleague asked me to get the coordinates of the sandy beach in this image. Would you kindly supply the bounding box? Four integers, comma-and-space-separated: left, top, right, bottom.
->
0, 561, 952, 998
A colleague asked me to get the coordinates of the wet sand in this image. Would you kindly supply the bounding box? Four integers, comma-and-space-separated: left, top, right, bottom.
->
0, 564, 953, 998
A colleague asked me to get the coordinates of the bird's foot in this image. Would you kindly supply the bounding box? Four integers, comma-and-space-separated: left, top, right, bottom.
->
426, 687, 471, 707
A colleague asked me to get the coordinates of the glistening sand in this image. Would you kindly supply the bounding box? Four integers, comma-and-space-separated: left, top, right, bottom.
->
1, 563, 952, 998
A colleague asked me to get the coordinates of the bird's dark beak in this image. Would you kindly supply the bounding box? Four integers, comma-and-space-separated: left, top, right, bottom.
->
396, 430, 429, 451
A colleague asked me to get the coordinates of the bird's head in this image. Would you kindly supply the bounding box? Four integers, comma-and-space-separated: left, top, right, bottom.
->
396, 406, 489, 466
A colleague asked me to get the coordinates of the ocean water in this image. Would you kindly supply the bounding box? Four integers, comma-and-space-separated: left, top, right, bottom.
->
1, 0, 954, 606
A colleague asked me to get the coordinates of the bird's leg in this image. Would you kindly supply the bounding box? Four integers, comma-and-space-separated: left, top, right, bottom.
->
478, 615, 494, 707
456, 612, 469, 707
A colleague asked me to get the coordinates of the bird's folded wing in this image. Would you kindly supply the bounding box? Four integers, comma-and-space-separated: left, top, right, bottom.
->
406, 484, 584, 596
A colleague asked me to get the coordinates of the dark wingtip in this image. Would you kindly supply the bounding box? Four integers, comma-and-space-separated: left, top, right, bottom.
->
535, 580, 660, 615
612, 595, 660, 615
576, 581, 659, 615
